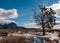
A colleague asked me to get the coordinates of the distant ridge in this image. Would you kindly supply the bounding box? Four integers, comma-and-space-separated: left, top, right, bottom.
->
0, 22, 60, 30
0, 22, 17, 29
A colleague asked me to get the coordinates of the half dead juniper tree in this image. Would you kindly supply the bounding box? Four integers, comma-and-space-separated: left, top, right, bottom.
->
33, 5, 56, 36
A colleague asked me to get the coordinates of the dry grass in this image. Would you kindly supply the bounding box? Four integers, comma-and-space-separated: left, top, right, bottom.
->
0, 36, 32, 43
0, 29, 59, 43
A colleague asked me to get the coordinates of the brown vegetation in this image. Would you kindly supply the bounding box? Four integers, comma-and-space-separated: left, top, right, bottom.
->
0, 36, 32, 43
0, 29, 60, 43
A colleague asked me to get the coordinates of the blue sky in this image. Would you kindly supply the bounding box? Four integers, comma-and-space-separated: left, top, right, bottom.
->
0, 0, 59, 26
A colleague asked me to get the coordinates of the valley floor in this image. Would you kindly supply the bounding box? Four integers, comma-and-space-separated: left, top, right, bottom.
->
0, 29, 60, 43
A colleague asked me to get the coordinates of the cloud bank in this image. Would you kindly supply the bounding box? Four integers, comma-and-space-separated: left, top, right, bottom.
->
24, 22, 41, 28
0, 8, 18, 24
24, 21, 60, 29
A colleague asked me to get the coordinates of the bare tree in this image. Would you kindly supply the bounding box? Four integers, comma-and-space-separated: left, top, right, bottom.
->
33, 5, 56, 36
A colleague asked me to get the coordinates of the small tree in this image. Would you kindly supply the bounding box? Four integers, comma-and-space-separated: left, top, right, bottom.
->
33, 5, 56, 36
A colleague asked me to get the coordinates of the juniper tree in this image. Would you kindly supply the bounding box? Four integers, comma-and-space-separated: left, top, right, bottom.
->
33, 5, 56, 35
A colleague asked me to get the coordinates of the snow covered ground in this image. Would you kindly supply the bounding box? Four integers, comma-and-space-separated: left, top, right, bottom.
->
0, 32, 60, 43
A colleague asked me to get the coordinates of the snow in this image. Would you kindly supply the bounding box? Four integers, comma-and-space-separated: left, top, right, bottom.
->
7, 33, 21, 36
46, 32, 59, 40
0, 37, 3, 39
23, 33, 36, 38
7, 33, 35, 38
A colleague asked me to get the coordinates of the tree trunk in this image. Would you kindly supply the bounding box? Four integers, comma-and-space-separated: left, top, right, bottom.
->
43, 26, 45, 36
42, 15, 45, 36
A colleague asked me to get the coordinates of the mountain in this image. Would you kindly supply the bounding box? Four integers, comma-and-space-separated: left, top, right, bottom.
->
0, 22, 18, 29
0, 24, 3, 28
7, 22, 17, 29
0, 22, 38, 29
3, 24, 8, 29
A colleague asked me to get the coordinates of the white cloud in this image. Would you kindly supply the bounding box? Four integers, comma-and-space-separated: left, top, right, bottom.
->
52, 21, 60, 29
53, 25, 60, 29
48, 1, 60, 10
0, 8, 18, 24
56, 21, 60, 23
24, 21, 60, 29
0, 8, 18, 18
24, 22, 41, 28
47, 1, 60, 17
0, 19, 15, 24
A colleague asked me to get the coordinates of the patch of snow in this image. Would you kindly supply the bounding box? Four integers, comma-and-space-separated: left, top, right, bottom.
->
23, 33, 35, 38
8, 33, 21, 36
18, 31, 21, 34
0, 37, 3, 39
47, 32, 59, 40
